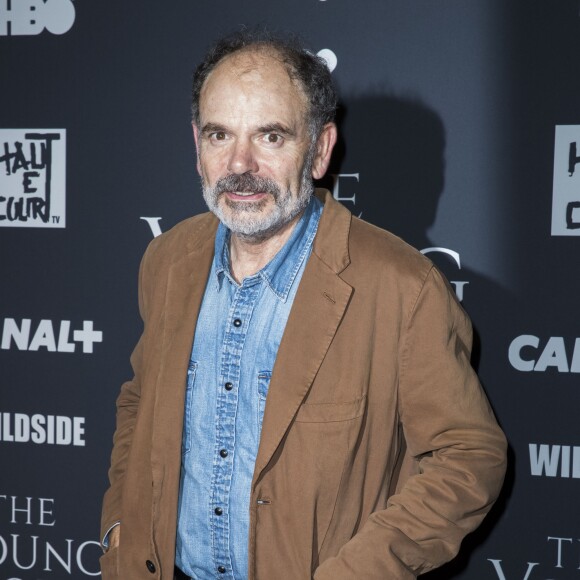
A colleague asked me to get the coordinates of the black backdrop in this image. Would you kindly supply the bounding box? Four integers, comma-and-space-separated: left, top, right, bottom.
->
1, 1, 580, 578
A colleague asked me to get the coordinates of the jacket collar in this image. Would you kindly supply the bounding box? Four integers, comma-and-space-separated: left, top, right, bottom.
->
212, 195, 323, 302
311, 188, 351, 275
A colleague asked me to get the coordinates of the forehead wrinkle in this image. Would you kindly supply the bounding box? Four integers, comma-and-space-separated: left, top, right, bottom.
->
202, 49, 308, 113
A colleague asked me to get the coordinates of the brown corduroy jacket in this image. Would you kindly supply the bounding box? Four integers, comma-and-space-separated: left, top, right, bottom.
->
101, 190, 506, 579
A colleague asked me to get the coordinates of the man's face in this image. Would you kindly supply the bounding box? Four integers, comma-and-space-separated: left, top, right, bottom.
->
194, 50, 329, 242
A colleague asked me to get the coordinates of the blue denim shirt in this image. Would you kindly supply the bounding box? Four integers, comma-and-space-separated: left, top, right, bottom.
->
176, 196, 323, 579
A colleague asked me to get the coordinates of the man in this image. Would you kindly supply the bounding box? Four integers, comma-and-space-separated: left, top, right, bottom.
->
101, 30, 506, 580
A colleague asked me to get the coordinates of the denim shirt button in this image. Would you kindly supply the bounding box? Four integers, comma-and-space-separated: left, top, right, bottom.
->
218, 566, 226, 574
224, 382, 233, 391
220, 449, 228, 458
233, 318, 242, 327
215, 507, 223, 516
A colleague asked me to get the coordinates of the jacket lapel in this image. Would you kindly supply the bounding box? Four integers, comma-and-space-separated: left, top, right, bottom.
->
253, 191, 353, 483
147, 194, 354, 490
151, 216, 217, 482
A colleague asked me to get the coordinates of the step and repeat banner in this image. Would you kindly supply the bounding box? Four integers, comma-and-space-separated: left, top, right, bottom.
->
1, 1, 579, 578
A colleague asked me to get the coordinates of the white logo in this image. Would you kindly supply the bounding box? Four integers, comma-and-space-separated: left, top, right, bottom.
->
0, 412, 85, 446
0, 495, 100, 576
331, 173, 364, 218
140, 216, 163, 238
0, 129, 66, 228
331, 173, 358, 205
488, 535, 580, 578
551, 125, 580, 235
420, 247, 469, 302
529, 443, 580, 478
1, 319, 103, 353
508, 335, 580, 373
0, 0, 76, 36
317, 48, 337, 73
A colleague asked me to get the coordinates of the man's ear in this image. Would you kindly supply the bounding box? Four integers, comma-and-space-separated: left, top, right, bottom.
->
192, 123, 202, 175
311, 123, 338, 180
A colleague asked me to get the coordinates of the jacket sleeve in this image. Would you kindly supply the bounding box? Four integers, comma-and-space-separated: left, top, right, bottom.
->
100, 247, 152, 543
315, 266, 507, 579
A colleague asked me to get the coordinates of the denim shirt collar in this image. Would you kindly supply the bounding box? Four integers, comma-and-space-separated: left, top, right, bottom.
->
213, 195, 323, 302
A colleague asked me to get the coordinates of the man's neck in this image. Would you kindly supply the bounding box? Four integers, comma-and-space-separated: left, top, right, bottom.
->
228, 213, 302, 283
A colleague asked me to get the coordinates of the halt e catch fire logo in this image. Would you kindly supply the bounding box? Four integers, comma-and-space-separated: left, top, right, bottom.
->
0, 130, 66, 228
552, 125, 580, 236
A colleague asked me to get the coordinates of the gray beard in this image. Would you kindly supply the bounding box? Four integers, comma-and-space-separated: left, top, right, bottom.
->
201, 151, 315, 243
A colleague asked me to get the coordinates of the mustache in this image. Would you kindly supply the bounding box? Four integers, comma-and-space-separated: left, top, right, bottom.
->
213, 173, 281, 197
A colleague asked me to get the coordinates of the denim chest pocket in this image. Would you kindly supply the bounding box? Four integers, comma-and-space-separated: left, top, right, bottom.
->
182, 361, 198, 455
257, 371, 272, 429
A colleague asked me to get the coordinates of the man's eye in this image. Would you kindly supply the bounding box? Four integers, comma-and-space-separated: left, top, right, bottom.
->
212, 131, 226, 141
264, 133, 282, 144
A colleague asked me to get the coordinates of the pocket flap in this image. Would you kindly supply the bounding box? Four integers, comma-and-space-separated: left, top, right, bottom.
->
295, 396, 366, 423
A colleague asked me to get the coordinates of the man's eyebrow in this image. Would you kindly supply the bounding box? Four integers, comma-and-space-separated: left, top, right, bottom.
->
200, 122, 227, 135
200, 122, 297, 137
257, 123, 296, 137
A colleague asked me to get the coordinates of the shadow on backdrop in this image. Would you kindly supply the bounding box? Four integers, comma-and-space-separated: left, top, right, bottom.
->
318, 94, 516, 578
320, 94, 445, 250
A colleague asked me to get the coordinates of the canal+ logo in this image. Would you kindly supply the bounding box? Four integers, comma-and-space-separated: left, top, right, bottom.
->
509, 335, 580, 374
0, 0, 76, 36
1, 318, 103, 354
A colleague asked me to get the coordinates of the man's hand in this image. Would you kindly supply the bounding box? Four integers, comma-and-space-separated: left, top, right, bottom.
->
108, 525, 120, 550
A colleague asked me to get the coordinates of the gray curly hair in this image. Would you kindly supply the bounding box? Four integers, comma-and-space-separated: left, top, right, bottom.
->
191, 29, 338, 139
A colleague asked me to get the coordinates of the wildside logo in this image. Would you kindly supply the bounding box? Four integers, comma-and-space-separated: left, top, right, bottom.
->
0, 412, 86, 446
529, 443, 580, 479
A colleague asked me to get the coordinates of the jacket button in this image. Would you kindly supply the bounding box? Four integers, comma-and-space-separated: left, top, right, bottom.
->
233, 318, 242, 327
145, 560, 156, 573
220, 449, 228, 458
218, 566, 226, 573
225, 382, 233, 391
215, 507, 223, 516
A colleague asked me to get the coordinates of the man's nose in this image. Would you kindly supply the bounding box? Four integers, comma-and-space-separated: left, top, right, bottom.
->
227, 139, 259, 175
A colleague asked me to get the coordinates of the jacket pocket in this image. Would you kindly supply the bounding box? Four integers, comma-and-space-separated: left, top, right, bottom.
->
182, 361, 198, 454
295, 396, 366, 423
254, 397, 367, 576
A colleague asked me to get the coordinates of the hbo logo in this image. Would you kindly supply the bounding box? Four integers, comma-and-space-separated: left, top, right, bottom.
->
0, 0, 76, 36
